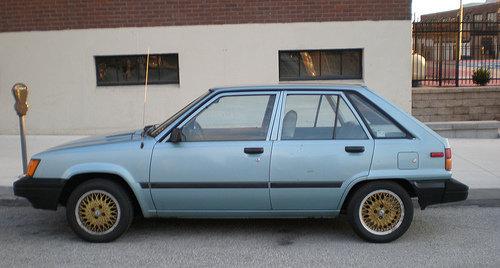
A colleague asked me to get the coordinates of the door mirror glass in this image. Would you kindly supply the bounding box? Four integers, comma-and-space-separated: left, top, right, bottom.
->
169, 128, 183, 143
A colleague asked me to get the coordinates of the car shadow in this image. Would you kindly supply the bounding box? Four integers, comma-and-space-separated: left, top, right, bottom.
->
1, 205, 441, 245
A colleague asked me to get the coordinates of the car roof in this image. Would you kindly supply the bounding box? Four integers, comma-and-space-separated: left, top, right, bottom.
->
209, 84, 370, 94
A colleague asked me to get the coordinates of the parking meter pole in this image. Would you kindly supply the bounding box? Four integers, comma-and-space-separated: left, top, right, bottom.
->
12, 83, 29, 174
18, 115, 28, 173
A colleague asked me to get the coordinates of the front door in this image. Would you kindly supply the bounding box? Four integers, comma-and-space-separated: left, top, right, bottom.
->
150, 92, 278, 211
270, 92, 374, 210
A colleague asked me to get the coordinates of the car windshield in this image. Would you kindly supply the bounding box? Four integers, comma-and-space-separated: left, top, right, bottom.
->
148, 91, 210, 137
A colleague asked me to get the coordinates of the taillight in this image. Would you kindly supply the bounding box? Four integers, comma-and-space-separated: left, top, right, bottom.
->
445, 148, 452, 171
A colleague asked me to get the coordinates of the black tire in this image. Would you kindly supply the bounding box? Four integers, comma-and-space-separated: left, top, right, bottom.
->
66, 179, 134, 243
347, 181, 413, 243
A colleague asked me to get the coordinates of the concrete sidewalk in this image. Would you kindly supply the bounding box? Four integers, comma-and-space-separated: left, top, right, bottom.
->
1, 135, 500, 189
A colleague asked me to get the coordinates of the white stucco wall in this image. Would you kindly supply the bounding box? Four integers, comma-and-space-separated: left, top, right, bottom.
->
0, 21, 411, 134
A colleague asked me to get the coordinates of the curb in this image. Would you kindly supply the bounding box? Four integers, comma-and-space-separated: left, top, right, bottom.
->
1, 187, 499, 208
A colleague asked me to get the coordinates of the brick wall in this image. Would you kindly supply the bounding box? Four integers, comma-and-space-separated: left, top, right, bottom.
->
412, 87, 500, 122
0, 0, 411, 32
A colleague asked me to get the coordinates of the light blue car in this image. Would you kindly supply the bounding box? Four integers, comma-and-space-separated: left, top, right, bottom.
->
14, 85, 468, 243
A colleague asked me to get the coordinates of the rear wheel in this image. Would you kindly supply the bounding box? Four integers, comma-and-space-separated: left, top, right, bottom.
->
66, 179, 133, 243
347, 181, 413, 243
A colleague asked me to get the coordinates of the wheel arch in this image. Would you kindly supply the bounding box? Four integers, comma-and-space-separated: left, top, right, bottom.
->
339, 178, 417, 213
59, 172, 144, 218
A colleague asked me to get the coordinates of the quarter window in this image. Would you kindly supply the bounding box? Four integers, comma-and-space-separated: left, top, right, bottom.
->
347, 94, 408, 139
181, 95, 276, 141
279, 49, 362, 81
281, 94, 367, 140
95, 54, 179, 86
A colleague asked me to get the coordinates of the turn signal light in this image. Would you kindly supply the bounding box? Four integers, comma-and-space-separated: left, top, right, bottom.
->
445, 148, 452, 171
26, 159, 40, 177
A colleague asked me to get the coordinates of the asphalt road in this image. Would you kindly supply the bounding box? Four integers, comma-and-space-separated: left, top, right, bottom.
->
0, 203, 498, 267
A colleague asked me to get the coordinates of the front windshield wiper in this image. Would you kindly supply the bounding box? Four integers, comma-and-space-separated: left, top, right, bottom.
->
142, 124, 156, 137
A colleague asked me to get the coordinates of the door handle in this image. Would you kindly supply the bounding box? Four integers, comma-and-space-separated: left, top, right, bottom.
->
345, 146, 365, 153
244, 147, 264, 154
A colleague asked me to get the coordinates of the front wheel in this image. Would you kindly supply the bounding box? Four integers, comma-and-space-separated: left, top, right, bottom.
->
347, 181, 413, 243
66, 179, 134, 243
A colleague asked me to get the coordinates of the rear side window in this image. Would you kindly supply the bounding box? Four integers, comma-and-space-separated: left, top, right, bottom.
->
281, 94, 367, 140
347, 94, 408, 139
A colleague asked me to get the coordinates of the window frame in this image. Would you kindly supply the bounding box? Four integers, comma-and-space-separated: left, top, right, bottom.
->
174, 92, 280, 142
278, 49, 363, 81
345, 92, 414, 140
276, 91, 371, 141
94, 53, 180, 86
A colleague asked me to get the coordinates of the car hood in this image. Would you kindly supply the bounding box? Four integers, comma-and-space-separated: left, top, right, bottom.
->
46, 130, 141, 152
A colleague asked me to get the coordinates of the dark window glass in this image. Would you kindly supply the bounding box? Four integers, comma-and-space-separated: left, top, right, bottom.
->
95, 54, 179, 86
281, 94, 366, 140
182, 95, 276, 141
279, 49, 362, 81
334, 98, 368, 140
347, 94, 407, 139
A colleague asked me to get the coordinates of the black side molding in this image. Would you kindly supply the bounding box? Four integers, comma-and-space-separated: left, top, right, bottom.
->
142, 182, 268, 189
270, 181, 342, 188
141, 181, 343, 189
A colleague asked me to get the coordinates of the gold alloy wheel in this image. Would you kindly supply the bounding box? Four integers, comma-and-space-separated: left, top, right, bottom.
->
359, 189, 404, 235
75, 190, 121, 235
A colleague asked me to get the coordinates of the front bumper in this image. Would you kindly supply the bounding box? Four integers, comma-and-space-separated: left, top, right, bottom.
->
13, 176, 66, 210
411, 179, 469, 209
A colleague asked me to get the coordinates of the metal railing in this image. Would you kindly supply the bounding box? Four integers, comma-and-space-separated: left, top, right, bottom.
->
412, 21, 499, 87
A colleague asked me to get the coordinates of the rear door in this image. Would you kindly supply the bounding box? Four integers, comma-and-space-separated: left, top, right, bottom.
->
270, 91, 374, 210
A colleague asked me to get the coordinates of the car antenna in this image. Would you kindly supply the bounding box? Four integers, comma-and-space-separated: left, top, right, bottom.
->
140, 47, 150, 149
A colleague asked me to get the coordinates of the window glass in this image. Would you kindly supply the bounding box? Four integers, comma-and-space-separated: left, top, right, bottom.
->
279, 52, 300, 78
348, 94, 407, 138
282, 94, 367, 140
95, 54, 179, 86
299, 51, 321, 78
334, 98, 368, 140
279, 49, 362, 81
282, 95, 337, 140
182, 95, 275, 141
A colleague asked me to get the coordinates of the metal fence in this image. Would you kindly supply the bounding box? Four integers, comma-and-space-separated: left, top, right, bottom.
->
412, 21, 499, 87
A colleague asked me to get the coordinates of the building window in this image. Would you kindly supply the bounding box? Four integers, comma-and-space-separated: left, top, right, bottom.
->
487, 13, 497, 22
473, 14, 483, 22
95, 54, 179, 86
279, 49, 362, 81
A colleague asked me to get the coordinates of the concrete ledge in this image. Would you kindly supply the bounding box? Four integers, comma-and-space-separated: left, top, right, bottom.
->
425, 120, 500, 138
413, 86, 500, 94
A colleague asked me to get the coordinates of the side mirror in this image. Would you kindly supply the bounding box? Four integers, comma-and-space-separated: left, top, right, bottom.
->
169, 128, 182, 143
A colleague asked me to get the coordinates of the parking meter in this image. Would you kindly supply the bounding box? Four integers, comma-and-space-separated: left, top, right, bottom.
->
12, 83, 29, 173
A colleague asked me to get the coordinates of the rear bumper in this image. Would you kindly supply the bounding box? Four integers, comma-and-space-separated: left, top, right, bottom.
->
411, 179, 468, 209
13, 176, 66, 210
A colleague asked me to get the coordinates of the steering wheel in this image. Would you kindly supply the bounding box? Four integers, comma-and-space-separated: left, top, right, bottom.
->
183, 120, 204, 141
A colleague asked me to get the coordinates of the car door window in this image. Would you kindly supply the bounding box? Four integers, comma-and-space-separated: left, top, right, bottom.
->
334, 98, 368, 140
347, 93, 407, 138
282, 95, 336, 140
282, 94, 367, 140
182, 94, 276, 141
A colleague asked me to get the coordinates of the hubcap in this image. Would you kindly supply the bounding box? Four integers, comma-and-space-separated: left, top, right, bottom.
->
75, 190, 120, 235
359, 189, 404, 235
